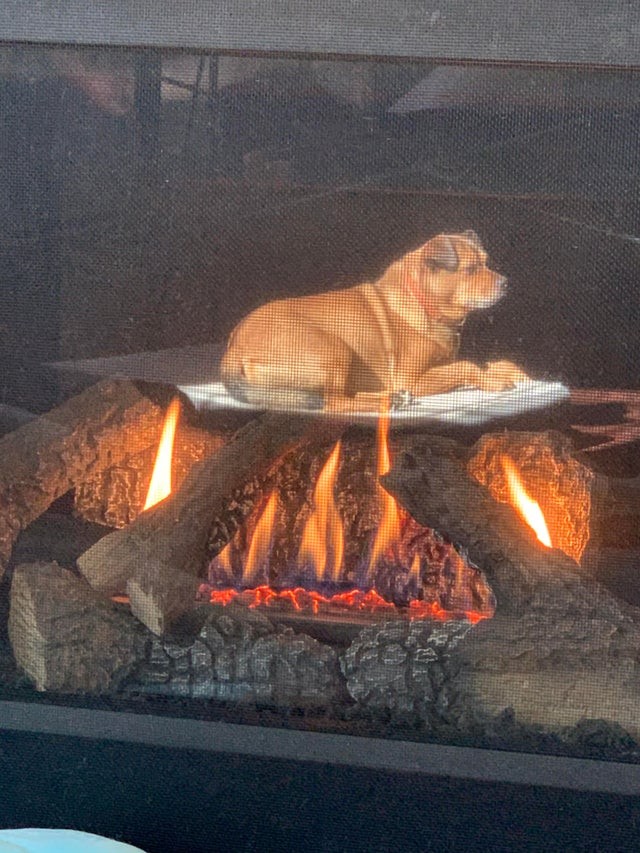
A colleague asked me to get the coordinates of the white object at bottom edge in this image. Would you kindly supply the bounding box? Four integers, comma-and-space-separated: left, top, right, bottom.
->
0, 829, 146, 853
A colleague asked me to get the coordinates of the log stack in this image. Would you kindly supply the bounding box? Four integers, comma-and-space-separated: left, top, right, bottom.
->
383, 438, 640, 736
0, 380, 165, 575
3, 377, 640, 744
76, 412, 328, 634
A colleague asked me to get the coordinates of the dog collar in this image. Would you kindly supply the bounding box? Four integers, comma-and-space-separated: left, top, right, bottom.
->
405, 271, 444, 322
405, 270, 465, 334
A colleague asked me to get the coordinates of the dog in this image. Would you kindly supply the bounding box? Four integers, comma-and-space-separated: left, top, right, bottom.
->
220, 230, 528, 412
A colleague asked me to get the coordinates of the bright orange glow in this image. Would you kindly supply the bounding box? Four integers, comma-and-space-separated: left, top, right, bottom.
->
143, 397, 181, 510
208, 585, 490, 623
500, 454, 552, 547
368, 409, 402, 572
298, 441, 344, 583
242, 491, 279, 586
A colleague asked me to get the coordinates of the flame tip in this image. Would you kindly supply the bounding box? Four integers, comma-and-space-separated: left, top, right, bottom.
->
143, 396, 181, 511
500, 453, 552, 548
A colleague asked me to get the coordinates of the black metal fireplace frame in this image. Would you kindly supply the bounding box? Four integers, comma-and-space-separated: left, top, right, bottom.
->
1, 0, 639, 67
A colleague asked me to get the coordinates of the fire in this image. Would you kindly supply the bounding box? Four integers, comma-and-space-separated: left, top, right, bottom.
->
147, 393, 494, 624
297, 440, 344, 583
409, 552, 421, 586
143, 397, 181, 510
215, 542, 234, 579
242, 491, 278, 586
368, 408, 402, 571
500, 454, 552, 547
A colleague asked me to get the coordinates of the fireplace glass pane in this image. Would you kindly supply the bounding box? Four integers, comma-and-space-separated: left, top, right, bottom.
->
1, 43, 640, 763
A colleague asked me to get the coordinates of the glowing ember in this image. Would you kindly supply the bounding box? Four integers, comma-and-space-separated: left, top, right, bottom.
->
500, 454, 552, 547
143, 397, 181, 510
242, 490, 279, 586
298, 440, 344, 582
368, 409, 402, 572
206, 584, 486, 623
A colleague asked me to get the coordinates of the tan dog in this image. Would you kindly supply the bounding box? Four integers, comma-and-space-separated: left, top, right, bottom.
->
221, 231, 528, 412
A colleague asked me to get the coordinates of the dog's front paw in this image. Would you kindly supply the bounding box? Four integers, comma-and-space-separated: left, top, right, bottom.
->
481, 360, 529, 392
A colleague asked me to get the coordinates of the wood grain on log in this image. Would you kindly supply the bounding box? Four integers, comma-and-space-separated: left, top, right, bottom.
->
8, 561, 139, 693
0, 380, 164, 576
77, 413, 326, 635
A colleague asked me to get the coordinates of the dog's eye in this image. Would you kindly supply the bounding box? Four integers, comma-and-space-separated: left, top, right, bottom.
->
465, 264, 478, 275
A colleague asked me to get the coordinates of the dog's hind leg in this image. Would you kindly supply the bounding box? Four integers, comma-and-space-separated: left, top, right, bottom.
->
225, 376, 324, 411
222, 326, 357, 414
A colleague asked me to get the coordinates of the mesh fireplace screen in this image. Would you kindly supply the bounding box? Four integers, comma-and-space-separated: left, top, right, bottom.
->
1, 43, 640, 764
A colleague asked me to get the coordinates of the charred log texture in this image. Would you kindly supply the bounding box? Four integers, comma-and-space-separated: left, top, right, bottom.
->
123, 603, 343, 707
77, 413, 328, 635
0, 380, 165, 576
74, 422, 229, 528
383, 440, 640, 737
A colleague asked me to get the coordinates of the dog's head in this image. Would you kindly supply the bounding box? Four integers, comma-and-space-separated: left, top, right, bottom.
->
404, 230, 507, 324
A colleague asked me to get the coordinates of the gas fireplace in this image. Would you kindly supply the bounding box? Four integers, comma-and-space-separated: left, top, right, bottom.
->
1, 371, 638, 745
2, 20, 640, 784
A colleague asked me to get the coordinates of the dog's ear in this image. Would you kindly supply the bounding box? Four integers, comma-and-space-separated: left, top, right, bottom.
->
463, 229, 483, 250
423, 235, 459, 272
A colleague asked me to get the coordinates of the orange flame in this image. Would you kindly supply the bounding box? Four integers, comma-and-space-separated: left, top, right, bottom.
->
298, 441, 344, 583
143, 397, 181, 510
242, 490, 278, 586
409, 552, 421, 586
368, 409, 402, 572
500, 454, 552, 547
215, 542, 234, 579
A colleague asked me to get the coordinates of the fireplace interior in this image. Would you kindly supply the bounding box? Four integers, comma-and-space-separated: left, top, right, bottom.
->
3, 41, 640, 777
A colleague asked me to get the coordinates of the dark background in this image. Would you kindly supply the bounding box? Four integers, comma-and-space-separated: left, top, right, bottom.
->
1, 55, 640, 413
